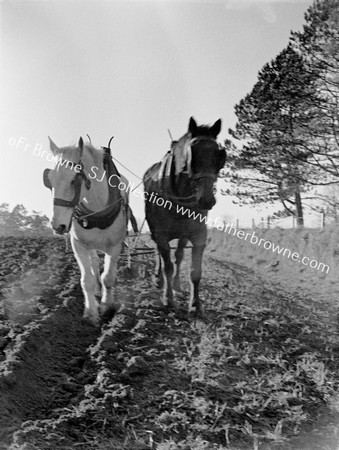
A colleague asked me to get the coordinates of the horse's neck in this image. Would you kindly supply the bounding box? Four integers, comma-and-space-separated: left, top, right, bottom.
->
175, 172, 193, 196
82, 152, 109, 210
173, 133, 191, 176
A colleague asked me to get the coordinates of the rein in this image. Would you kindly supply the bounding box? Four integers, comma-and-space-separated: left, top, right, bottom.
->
164, 175, 217, 207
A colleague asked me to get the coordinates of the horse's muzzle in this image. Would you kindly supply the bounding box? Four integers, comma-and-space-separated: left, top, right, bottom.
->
53, 224, 70, 235
199, 198, 216, 210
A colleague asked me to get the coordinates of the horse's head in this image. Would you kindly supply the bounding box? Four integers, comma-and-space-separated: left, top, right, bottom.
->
188, 117, 226, 210
43, 137, 91, 235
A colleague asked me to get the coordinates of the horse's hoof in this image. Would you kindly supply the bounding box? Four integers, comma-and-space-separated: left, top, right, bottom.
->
100, 304, 116, 323
189, 303, 204, 320
162, 300, 177, 313
163, 305, 176, 315
194, 308, 204, 320
157, 280, 164, 289
82, 312, 100, 327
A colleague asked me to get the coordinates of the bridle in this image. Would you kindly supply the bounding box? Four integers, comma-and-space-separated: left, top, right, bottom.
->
43, 138, 125, 230
185, 135, 220, 184
43, 160, 91, 208
163, 135, 220, 206
192, 172, 218, 182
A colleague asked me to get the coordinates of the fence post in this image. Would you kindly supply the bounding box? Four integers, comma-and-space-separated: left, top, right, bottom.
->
267, 215, 270, 229
252, 218, 255, 229
236, 218, 239, 229
321, 212, 325, 228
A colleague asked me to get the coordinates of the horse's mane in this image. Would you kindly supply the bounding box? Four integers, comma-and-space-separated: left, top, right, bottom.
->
83, 143, 103, 160
172, 132, 192, 176
54, 143, 104, 166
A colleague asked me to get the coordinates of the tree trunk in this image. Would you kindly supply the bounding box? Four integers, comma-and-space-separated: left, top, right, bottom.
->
295, 190, 304, 227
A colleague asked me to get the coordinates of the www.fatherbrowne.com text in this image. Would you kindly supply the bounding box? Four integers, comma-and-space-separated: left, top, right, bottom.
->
172, 206, 330, 274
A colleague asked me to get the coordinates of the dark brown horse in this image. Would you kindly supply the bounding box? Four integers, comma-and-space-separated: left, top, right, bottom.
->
143, 117, 226, 316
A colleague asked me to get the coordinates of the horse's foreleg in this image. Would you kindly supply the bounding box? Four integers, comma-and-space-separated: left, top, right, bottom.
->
173, 238, 188, 292
90, 250, 101, 298
71, 239, 100, 326
155, 252, 164, 289
189, 244, 205, 317
158, 244, 174, 309
100, 243, 122, 316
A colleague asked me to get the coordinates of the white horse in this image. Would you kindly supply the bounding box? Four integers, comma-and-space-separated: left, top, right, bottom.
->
43, 137, 136, 326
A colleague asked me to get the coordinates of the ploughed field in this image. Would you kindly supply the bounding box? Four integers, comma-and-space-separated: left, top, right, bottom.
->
0, 236, 338, 450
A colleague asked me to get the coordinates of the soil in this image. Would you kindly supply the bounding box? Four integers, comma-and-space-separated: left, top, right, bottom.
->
0, 236, 338, 450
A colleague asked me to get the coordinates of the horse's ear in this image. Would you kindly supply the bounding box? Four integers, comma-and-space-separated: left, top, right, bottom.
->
48, 136, 58, 154
188, 117, 197, 135
211, 119, 222, 138
77, 137, 84, 158
77, 137, 84, 148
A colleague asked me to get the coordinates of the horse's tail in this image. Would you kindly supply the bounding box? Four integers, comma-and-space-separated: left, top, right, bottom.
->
127, 205, 138, 233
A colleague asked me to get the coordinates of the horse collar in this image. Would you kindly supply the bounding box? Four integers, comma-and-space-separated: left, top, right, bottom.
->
73, 152, 123, 229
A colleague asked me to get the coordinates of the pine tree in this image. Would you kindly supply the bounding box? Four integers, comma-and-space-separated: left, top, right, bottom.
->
0, 204, 52, 236
227, 45, 322, 226
292, 0, 339, 177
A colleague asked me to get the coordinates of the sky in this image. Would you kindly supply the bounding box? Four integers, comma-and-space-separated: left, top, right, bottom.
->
0, 0, 315, 226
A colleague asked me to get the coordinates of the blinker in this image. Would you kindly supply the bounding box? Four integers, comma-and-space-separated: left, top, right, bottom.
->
43, 164, 91, 209
43, 167, 90, 191
43, 168, 52, 190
